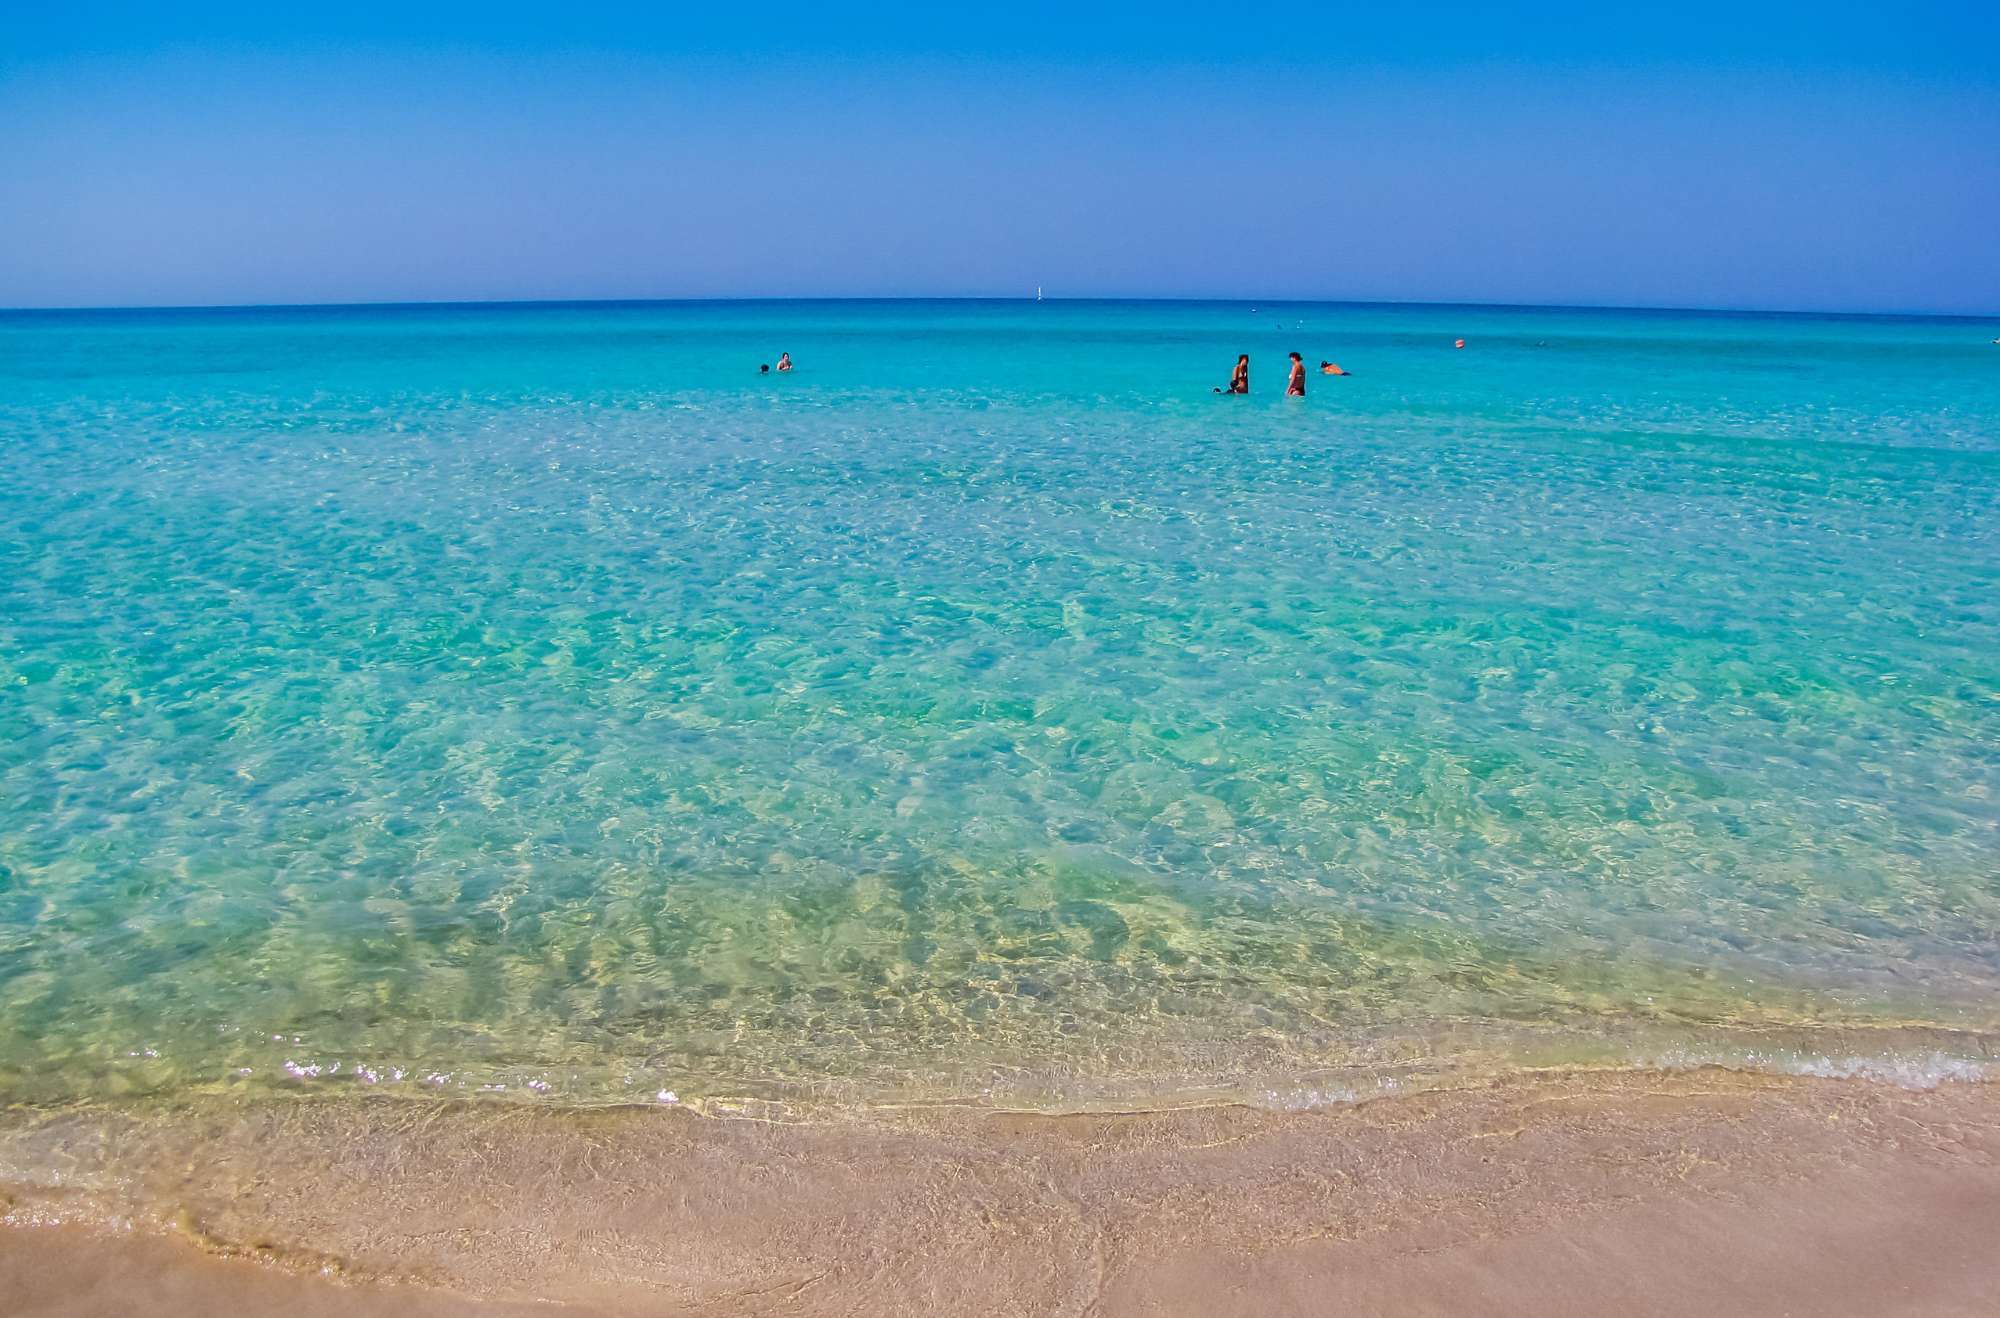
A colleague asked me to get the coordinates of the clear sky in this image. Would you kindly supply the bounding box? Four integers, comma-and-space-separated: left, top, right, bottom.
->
3, 3, 1996, 313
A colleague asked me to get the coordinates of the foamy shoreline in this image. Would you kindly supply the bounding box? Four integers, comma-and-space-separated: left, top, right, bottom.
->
5, 1064, 1997, 1316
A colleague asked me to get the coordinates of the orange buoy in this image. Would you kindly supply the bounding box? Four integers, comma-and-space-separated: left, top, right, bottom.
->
1454, 338, 1466, 349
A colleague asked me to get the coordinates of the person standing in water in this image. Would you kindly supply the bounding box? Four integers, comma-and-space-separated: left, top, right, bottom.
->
1220, 354, 1249, 394
1286, 352, 1306, 396
776, 352, 793, 372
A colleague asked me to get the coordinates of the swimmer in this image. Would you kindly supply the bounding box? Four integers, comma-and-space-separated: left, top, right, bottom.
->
1286, 352, 1306, 396
759, 364, 770, 374
1215, 354, 1250, 394
776, 352, 793, 372
1319, 361, 1349, 376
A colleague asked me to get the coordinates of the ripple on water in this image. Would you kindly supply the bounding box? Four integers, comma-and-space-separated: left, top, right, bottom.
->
1, 302, 1996, 1107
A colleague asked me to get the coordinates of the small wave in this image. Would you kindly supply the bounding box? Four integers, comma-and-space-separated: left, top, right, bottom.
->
1254, 1086, 1364, 1111
1656, 1047, 1991, 1090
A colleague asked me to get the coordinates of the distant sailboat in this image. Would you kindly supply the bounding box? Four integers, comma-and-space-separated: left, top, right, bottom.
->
1036, 286, 1043, 302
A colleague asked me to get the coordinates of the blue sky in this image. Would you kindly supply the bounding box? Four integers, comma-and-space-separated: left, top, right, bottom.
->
3, 3, 1996, 312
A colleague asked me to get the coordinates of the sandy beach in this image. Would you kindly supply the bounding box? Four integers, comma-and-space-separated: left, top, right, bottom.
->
5, 1066, 1997, 1316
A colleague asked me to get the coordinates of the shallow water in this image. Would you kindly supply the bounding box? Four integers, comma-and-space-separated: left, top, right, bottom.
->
2, 300, 1996, 1107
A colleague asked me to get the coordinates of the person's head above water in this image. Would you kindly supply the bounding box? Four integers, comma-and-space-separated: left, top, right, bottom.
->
759, 364, 770, 373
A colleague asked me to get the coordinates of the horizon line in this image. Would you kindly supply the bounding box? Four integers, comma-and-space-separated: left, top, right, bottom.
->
2, 293, 1995, 322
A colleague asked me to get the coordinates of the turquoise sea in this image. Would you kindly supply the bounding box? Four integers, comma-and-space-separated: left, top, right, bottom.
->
2, 299, 1996, 1111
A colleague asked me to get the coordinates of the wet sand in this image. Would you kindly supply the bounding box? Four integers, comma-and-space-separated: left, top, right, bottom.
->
4, 1068, 1998, 1316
